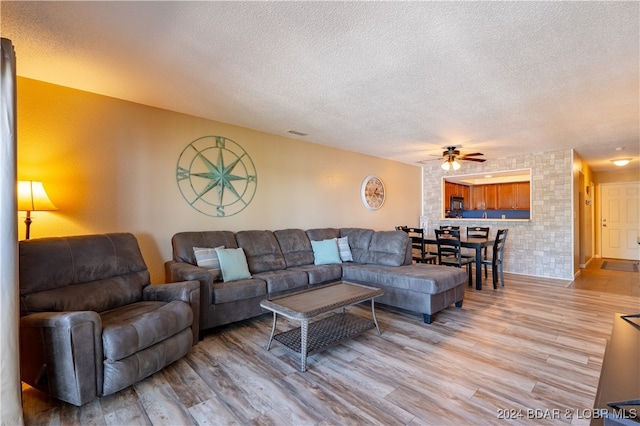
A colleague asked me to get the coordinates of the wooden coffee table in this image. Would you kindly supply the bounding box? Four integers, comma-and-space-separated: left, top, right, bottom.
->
260, 281, 384, 372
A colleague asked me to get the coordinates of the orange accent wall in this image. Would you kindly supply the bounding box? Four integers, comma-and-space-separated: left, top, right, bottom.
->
17, 77, 422, 282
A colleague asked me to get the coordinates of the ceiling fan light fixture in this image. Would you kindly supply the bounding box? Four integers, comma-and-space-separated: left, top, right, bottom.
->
441, 157, 461, 171
611, 158, 631, 167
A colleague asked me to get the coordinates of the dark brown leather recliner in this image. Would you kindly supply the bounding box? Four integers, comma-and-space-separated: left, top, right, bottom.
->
19, 233, 200, 406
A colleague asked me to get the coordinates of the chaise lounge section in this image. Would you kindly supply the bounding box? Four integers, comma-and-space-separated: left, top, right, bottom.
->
166, 227, 467, 335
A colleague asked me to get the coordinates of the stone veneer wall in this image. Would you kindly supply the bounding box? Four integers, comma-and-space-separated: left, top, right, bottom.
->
422, 149, 574, 280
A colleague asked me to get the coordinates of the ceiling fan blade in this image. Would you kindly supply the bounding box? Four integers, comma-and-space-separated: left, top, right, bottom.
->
419, 148, 485, 164
416, 158, 442, 164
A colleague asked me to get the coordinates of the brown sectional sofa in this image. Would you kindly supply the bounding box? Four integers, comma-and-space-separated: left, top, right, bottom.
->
165, 227, 467, 336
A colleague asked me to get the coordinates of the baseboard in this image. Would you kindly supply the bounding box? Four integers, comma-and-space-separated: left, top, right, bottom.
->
501, 270, 574, 285
580, 257, 594, 269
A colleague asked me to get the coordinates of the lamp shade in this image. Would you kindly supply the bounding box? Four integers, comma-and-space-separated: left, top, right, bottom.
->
17, 181, 57, 212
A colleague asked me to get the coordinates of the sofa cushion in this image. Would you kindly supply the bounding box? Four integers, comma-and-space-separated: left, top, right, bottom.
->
21, 271, 149, 315
216, 247, 252, 282
172, 231, 238, 264
103, 329, 192, 397
364, 231, 409, 266
339, 228, 374, 263
19, 233, 147, 295
273, 229, 314, 268
235, 230, 286, 273
211, 278, 267, 304
306, 228, 340, 242
311, 238, 342, 265
289, 264, 343, 285
252, 269, 309, 294
342, 263, 467, 293
101, 300, 193, 361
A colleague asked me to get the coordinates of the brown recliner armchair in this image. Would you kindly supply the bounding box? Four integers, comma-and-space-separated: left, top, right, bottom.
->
19, 233, 200, 406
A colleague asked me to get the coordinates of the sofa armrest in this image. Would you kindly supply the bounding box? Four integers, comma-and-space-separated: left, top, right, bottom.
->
165, 260, 216, 335
144, 281, 200, 345
165, 260, 214, 284
144, 280, 200, 304
20, 311, 102, 406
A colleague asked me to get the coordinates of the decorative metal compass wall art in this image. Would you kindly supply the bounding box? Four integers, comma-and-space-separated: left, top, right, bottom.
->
176, 136, 257, 217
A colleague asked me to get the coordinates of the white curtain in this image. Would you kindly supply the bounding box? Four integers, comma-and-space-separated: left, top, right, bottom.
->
0, 37, 24, 425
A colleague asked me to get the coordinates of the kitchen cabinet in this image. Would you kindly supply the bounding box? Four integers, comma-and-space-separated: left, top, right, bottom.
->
470, 184, 497, 210
470, 185, 484, 210
442, 169, 531, 216
497, 183, 516, 209
484, 184, 498, 209
515, 182, 530, 209
444, 182, 455, 204
461, 184, 470, 203
497, 182, 530, 210
444, 182, 470, 210
468, 182, 528, 210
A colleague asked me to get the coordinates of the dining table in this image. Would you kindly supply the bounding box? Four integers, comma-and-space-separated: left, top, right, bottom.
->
422, 234, 496, 290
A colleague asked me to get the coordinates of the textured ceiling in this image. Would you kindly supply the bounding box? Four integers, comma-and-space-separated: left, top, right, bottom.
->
2, 1, 638, 172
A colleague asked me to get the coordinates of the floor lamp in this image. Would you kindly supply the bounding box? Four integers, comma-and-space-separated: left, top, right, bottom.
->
17, 180, 57, 240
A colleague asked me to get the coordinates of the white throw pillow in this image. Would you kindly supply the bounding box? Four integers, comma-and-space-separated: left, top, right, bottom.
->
193, 246, 224, 280
337, 236, 353, 262
193, 246, 224, 269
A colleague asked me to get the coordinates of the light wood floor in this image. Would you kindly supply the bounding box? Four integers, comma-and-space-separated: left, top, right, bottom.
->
21, 259, 639, 425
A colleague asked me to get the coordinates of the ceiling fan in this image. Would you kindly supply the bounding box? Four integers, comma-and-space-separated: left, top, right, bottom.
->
439, 146, 486, 170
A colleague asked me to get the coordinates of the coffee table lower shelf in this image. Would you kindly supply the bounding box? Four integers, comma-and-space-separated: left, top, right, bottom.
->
260, 282, 383, 371
274, 313, 375, 356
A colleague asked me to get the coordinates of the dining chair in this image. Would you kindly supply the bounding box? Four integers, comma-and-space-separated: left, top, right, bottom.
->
464, 226, 490, 279
430, 225, 460, 257
435, 229, 473, 286
399, 227, 437, 264
481, 229, 509, 288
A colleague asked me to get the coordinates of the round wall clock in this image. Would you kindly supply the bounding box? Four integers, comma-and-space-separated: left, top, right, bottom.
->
176, 136, 257, 217
361, 175, 385, 210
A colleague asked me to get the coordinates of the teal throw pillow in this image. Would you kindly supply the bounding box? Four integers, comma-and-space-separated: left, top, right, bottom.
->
311, 238, 342, 265
215, 247, 252, 282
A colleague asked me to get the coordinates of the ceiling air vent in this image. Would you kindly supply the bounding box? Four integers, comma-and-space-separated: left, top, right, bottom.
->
287, 130, 308, 136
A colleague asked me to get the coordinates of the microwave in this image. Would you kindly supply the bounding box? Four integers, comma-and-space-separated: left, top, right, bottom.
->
450, 196, 464, 211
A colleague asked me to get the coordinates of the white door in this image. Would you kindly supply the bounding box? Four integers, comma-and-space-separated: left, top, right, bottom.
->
601, 182, 640, 260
